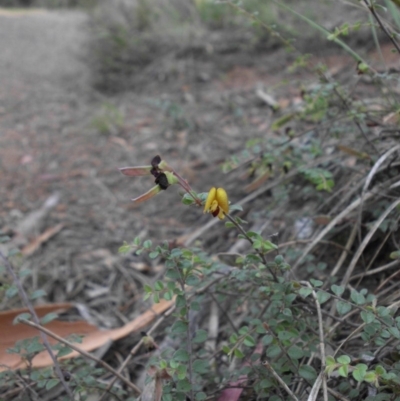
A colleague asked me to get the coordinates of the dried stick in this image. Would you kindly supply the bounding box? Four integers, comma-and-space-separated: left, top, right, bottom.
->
363, 0, 400, 55
98, 304, 176, 401
350, 259, 400, 281
330, 224, 357, 278
292, 174, 400, 272
303, 281, 328, 401
19, 318, 141, 395
341, 199, 400, 287
263, 359, 299, 401
0, 251, 74, 399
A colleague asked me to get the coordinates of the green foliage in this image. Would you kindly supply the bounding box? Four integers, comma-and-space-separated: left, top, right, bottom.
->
4, 1, 400, 400
91, 102, 124, 136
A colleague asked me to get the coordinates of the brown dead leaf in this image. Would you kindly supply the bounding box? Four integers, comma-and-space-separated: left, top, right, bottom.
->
313, 215, 332, 225
244, 171, 271, 193
22, 223, 64, 256
337, 145, 371, 160
0, 299, 174, 371
383, 111, 400, 125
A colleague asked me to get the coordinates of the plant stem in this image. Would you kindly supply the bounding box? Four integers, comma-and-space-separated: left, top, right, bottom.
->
224, 213, 278, 282
19, 318, 142, 395
177, 265, 194, 401
364, 0, 400, 56
173, 170, 203, 206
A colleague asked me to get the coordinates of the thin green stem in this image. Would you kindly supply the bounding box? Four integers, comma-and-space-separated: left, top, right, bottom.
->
176, 264, 194, 401
172, 170, 203, 206
224, 213, 278, 282
364, 0, 400, 56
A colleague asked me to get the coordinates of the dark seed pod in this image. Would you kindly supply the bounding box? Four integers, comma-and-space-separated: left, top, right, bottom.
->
155, 173, 169, 190
151, 155, 161, 168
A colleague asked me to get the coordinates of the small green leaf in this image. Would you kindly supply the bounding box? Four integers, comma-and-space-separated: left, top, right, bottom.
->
375, 365, 386, 375
177, 378, 191, 392
30, 289, 47, 300
154, 281, 164, 291
46, 379, 59, 390
337, 355, 351, 364
316, 290, 331, 304
186, 275, 200, 286
171, 320, 188, 334
222, 345, 230, 354
244, 335, 256, 347
182, 193, 195, 205
267, 344, 281, 358
377, 306, 390, 317
193, 330, 208, 343
350, 290, 366, 305
337, 301, 352, 315
338, 364, 349, 377
229, 204, 243, 212
299, 288, 313, 298
149, 251, 159, 259
299, 365, 317, 381
144, 284, 152, 293
234, 348, 244, 359
143, 240, 152, 249
364, 371, 377, 384
6, 286, 18, 299
195, 392, 207, 401
173, 350, 190, 362
41, 313, 59, 325
0, 235, 11, 243
118, 243, 131, 254
193, 359, 209, 374
310, 279, 323, 287
164, 290, 173, 301
390, 250, 400, 259
13, 313, 31, 325
27, 339, 45, 354
331, 284, 345, 296
352, 363, 368, 382
325, 356, 336, 366
389, 327, 400, 339
56, 346, 73, 358
262, 335, 273, 345
288, 345, 304, 360
360, 311, 375, 324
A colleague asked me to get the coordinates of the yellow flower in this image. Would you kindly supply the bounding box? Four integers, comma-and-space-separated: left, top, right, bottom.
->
203, 187, 229, 220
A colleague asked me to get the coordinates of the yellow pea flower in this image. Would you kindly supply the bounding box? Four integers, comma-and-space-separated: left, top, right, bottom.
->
203, 187, 229, 220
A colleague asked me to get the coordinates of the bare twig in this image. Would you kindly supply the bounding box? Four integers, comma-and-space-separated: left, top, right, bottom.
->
263, 359, 299, 401
176, 267, 194, 401
98, 304, 176, 401
309, 283, 328, 401
350, 259, 400, 281
0, 251, 74, 399
341, 199, 400, 287
363, 0, 400, 55
292, 174, 400, 272
19, 318, 142, 395
330, 224, 357, 278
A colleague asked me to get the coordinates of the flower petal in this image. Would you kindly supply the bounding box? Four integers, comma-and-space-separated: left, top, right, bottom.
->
132, 185, 162, 204
217, 208, 225, 220
119, 166, 153, 176
204, 187, 217, 213
216, 188, 229, 215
